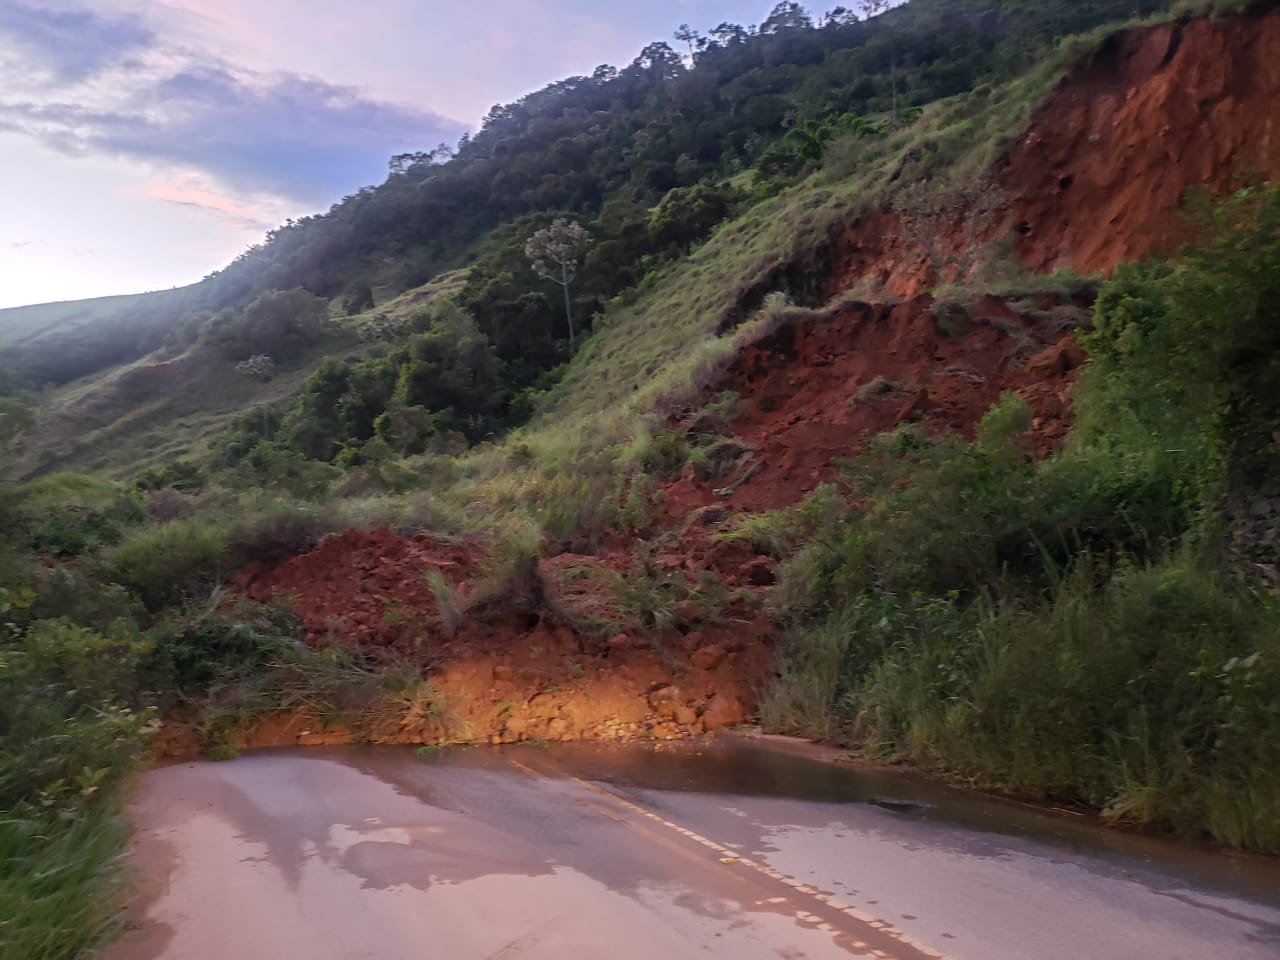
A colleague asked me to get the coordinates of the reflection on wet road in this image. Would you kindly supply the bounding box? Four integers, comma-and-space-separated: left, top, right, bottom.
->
107, 737, 1280, 960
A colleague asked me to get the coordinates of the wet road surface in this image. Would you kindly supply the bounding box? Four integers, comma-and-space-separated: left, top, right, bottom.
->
106, 737, 1280, 960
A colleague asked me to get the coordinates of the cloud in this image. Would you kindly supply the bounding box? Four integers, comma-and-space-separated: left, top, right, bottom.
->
0, 2, 154, 82
0, 3, 464, 207
130, 171, 286, 233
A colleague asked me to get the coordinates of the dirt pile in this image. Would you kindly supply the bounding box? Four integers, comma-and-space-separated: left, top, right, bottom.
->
1009, 10, 1280, 273
233, 529, 479, 650
665, 293, 1088, 515
207, 529, 774, 755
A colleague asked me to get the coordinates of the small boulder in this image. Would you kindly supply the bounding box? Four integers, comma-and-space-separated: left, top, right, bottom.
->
671, 703, 699, 726
646, 685, 680, 709
690, 644, 728, 671
691, 505, 729, 527
504, 717, 528, 737
701, 693, 744, 731
739, 556, 777, 586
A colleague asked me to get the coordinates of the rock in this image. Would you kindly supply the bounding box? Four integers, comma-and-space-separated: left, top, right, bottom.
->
504, 717, 528, 736
672, 600, 705, 628
691, 505, 729, 527
647, 684, 679, 708
493, 665, 515, 682
671, 703, 699, 726
607, 633, 631, 652
547, 717, 567, 739
701, 693, 744, 731
690, 644, 728, 671
739, 556, 777, 586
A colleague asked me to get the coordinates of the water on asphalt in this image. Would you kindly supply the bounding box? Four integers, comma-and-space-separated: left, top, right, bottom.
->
106, 736, 1280, 960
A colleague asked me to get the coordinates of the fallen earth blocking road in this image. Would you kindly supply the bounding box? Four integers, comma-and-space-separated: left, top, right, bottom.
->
106, 738, 1280, 960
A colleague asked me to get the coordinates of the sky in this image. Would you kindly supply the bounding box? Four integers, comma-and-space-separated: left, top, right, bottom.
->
0, 0, 785, 309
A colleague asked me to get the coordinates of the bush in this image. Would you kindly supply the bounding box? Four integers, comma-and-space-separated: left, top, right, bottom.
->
107, 519, 229, 610
0, 474, 144, 557
0, 615, 156, 960
823, 559, 1280, 850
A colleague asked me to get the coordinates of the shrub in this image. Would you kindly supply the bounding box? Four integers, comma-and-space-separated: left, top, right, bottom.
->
107, 519, 229, 610
0, 474, 144, 557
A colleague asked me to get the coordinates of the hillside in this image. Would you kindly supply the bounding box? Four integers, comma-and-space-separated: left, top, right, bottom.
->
3, 3, 1280, 955
0, 0, 1180, 478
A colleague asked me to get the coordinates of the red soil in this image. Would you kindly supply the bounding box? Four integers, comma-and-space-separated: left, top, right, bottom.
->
206, 528, 774, 755
1008, 11, 1280, 274
233, 529, 481, 651
665, 294, 1085, 515
828, 9, 1280, 296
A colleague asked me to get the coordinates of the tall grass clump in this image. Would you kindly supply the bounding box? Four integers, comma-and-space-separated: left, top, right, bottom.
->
0, 599, 156, 960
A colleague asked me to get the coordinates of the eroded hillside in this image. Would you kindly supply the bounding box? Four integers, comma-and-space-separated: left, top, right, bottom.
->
139, 5, 1280, 757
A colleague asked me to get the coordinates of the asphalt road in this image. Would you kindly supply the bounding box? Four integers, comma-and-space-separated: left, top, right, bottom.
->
106, 739, 1280, 960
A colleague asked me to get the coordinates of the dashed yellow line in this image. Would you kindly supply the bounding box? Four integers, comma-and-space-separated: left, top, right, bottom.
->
507, 756, 955, 960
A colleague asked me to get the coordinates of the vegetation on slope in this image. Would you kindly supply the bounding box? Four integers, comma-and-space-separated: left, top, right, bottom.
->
1, 2, 1279, 956
762, 184, 1280, 850
1, 0, 1183, 478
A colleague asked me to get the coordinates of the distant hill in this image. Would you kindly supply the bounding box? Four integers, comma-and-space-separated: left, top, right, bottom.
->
0, 292, 159, 349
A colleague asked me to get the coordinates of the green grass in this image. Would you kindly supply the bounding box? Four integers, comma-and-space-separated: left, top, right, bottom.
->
0, 803, 132, 960
11, 273, 466, 479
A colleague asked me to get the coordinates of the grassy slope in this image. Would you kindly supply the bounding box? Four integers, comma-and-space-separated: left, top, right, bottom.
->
485, 47, 1074, 471
11, 272, 466, 479
0, 292, 159, 349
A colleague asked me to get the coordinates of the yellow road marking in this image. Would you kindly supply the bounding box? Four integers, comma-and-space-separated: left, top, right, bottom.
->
507, 756, 955, 960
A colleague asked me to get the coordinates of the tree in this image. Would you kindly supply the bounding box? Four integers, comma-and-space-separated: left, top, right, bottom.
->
821, 7, 859, 27
628, 42, 685, 80
761, 2, 814, 34
649, 183, 732, 250
525, 219, 592, 351
858, 0, 898, 125
674, 24, 702, 61
709, 22, 749, 48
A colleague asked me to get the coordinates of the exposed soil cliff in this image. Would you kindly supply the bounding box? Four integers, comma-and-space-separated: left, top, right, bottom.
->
829, 8, 1280, 295
1008, 10, 1280, 273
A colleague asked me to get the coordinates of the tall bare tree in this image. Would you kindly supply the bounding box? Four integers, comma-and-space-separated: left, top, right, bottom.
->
674, 23, 701, 61
526, 219, 592, 351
